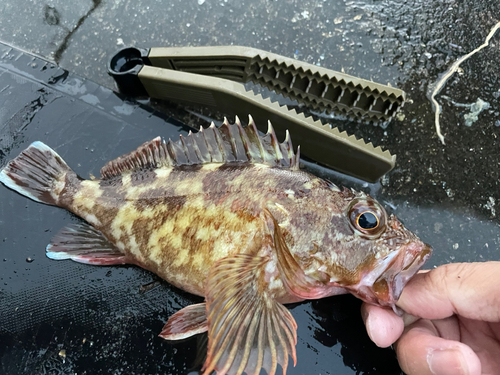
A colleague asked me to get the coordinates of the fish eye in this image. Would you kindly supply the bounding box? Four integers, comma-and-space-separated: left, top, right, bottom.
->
348, 199, 386, 238
357, 211, 379, 230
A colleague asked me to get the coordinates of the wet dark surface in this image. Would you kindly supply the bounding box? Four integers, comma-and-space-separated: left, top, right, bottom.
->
0, 0, 499, 374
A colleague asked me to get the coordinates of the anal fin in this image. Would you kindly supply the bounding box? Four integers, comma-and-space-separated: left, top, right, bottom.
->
46, 223, 131, 266
203, 254, 297, 375
159, 303, 208, 340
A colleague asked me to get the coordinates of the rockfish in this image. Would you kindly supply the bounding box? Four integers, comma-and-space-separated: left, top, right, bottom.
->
0, 116, 431, 375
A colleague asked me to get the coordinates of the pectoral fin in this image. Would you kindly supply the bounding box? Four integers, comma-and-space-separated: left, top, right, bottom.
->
203, 254, 297, 375
264, 208, 332, 300
159, 303, 208, 340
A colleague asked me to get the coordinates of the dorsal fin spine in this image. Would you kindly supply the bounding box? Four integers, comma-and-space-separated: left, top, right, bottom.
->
203, 123, 218, 163
151, 139, 160, 166
196, 127, 212, 163
167, 138, 187, 165
179, 134, 199, 164
143, 146, 151, 166
295, 146, 301, 169
176, 138, 189, 164
211, 121, 225, 162
166, 138, 175, 163
268, 120, 283, 163
236, 120, 253, 162
201, 126, 214, 161
159, 139, 170, 167
220, 118, 238, 162
160, 139, 168, 167
179, 135, 189, 162
249, 115, 268, 163
188, 131, 204, 163
286, 130, 295, 168
230, 116, 241, 159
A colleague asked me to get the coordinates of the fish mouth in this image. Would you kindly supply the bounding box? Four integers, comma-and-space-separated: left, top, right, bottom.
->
347, 241, 432, 314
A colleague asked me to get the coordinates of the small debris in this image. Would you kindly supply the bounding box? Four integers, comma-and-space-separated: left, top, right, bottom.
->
59, 349, 66, 363
445, 188, 454, 198
484, 197, 496, 218
139, 279, 162, 294
26, 257, 33, 263
198, 0, 206, 4
453, 243, 459, 250
291, 10, 311, 22
434, 222, 443, 233
380, 174, 390, 186
441, 96, 490, 126
463, 99, 490, 127
116, 38, 124, 46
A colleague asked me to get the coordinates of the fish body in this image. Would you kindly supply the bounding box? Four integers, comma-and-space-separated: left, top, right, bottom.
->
0, 117, 431, 375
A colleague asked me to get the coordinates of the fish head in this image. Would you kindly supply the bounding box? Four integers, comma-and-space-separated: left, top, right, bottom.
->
314, 189, 432, 314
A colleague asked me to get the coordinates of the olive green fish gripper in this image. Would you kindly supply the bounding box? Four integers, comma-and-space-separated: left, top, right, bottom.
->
108, 46, 405, 182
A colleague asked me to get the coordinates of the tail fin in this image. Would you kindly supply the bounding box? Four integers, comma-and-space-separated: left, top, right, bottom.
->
0, 142, 74, 206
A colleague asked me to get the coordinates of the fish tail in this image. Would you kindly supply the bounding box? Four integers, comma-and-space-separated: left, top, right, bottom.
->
0, 142, 75, 206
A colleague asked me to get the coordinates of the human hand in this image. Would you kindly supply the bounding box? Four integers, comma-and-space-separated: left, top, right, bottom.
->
361, 262, 500, 375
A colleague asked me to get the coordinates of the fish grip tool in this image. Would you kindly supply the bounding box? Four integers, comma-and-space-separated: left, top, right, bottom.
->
108, 46, 404, 182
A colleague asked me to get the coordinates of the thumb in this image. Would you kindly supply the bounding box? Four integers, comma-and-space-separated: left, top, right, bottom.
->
396, 319, 481, 375
397, 262, 500, 322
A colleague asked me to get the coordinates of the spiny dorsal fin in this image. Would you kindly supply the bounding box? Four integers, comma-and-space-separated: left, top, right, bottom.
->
100, 115, 300, 179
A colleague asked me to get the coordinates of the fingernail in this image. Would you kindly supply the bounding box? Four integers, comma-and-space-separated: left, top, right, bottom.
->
428, 348, 468, 375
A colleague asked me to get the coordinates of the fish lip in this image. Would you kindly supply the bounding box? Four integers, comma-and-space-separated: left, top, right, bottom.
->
392, 242, 432, 298
374, 242, 432, 311
345, 242, 432, 313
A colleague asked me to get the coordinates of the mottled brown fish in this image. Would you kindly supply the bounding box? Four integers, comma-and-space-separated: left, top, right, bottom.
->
0, 116, 431, 375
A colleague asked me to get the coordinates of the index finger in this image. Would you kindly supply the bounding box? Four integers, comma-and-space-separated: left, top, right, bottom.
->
397, 262, 500, 322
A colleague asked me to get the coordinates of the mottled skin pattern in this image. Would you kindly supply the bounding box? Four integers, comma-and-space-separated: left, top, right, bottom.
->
58, 160, 421, 303
61, 163, 313, 296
